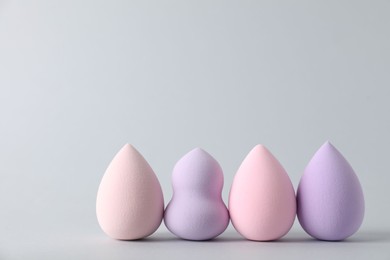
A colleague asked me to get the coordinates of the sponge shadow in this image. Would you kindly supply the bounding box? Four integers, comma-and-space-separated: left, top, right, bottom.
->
123, 230, 390, 244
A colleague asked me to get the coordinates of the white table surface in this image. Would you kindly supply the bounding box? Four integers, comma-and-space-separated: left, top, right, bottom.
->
1, 227, 389, 260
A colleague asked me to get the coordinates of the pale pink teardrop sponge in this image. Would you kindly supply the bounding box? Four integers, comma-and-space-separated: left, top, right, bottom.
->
229, 144, 296, 241
96, 144, 164, 240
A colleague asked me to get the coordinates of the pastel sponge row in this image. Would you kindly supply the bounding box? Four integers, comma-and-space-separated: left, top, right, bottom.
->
96, 142, 364, 241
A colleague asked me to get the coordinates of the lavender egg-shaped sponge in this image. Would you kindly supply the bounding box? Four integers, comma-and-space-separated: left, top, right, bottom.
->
297, 141, 365, 241
229, 145, 296, 241
164, 148, 229, 240
96, 144, 164, 240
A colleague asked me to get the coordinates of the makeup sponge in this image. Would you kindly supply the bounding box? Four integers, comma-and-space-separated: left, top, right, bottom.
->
229, 144, 296, 241
297, 141, 365, 241
96, 144, 164, 240
164, 148, 229, 240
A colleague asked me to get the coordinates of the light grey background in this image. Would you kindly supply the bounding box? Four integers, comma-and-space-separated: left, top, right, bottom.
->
1, 1, 389, 259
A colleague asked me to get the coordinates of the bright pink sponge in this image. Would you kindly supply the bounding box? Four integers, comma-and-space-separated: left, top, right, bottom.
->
229, 144, 296, 241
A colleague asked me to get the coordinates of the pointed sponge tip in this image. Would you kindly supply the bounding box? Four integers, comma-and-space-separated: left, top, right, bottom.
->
251, 144, 269, 153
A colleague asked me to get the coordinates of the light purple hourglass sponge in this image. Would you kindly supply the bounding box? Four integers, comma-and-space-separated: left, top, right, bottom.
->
164, 148, 230, 240
297, 141, 365, 241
